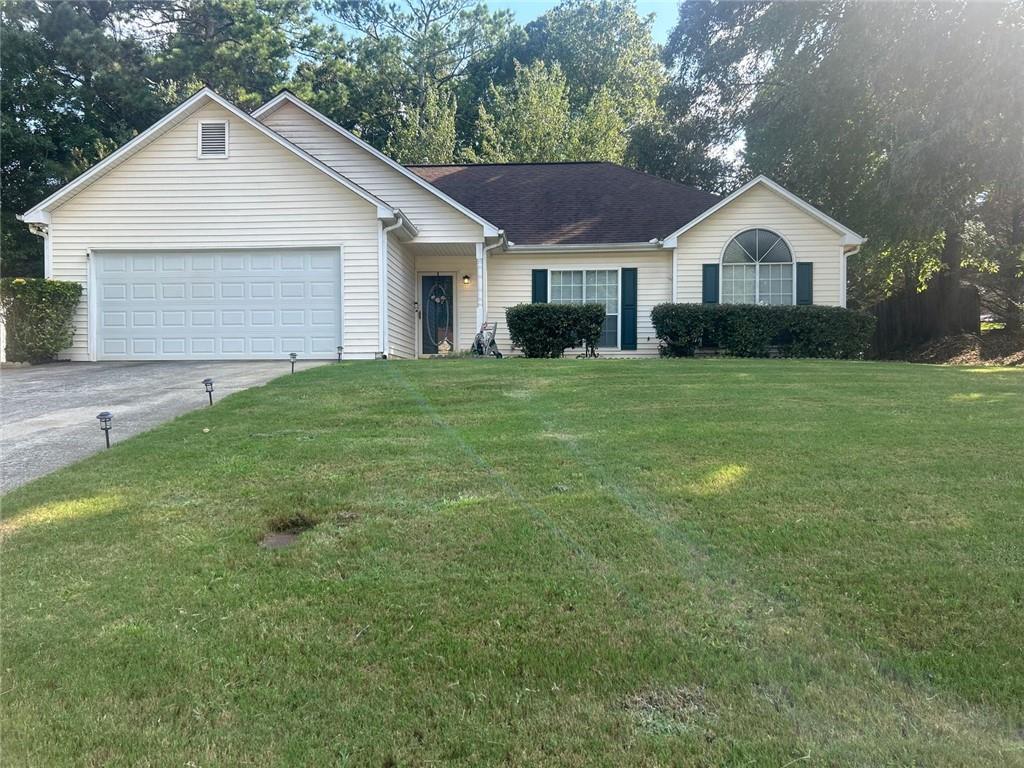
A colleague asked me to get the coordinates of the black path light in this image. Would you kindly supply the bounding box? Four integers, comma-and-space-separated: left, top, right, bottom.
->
289, 352, 297, 373
203, 378, 214, 405
336, 345, 344, 363
96, 411, 113, 449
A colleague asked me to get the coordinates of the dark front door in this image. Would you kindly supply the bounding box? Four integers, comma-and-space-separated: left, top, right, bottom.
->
421, 275, 454, 354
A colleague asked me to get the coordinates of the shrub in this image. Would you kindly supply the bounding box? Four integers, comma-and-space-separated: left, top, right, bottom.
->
651, 303, 875, 359
0, 278, 83, 363
506, 303, 606, 358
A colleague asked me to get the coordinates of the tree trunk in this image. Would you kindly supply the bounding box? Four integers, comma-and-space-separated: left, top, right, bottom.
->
932, 221, 963, 335
1003, 202, 1023, 332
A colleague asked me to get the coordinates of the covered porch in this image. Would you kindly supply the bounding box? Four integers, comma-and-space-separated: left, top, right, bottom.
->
386, 241, 491, 358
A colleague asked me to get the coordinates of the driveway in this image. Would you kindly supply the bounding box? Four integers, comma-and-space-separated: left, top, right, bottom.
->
0, 360, 326, 493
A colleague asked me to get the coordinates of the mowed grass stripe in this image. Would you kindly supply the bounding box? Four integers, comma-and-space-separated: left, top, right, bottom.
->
2, 359, 1022, 766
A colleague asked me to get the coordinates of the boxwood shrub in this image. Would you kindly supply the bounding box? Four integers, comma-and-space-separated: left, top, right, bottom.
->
506, 303, 606, 358
0, 278, 83, 363
650, 303, 875, 359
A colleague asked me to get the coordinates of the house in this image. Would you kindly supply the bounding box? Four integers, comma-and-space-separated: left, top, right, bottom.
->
19, 88, 864, 361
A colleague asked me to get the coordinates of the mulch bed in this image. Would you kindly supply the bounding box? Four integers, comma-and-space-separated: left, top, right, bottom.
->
906, 330, 1024, 366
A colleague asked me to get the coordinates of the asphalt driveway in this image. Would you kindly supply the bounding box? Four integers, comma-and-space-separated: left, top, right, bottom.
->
0, 360, 326, 493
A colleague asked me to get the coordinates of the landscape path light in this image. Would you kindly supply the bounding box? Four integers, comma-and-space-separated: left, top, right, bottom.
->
337, 345, 344, 362
203, 378, 214, 405
289, 352, 297, 374
96, 411, 113, 449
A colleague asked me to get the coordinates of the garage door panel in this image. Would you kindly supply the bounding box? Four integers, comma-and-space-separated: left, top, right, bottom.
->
95, 248, 341, 360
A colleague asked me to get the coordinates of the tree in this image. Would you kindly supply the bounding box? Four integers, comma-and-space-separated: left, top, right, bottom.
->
520, 0, 664, 127
662, 1, 1024, 314
386, 83, 457, 164
317, 0, 516, 148
1, 0, 166, 276
470, 60, 624, 164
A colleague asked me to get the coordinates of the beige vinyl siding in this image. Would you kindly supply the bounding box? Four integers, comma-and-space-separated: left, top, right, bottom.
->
387, 235, 416, 358
48, 103, 382, 360
414, 252, 478, 353
675, 184, 845, 305
486, 250, 671, 357
260, 102, 484, 244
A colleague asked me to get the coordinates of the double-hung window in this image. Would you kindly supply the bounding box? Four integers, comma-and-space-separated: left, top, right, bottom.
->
550, 269, 619, 347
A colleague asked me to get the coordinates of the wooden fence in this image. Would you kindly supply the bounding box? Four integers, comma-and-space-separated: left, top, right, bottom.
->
870, 281, 980, 357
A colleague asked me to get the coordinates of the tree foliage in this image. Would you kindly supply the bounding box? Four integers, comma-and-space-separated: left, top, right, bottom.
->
662, 1, 1024, 323
470, 61, 625, 164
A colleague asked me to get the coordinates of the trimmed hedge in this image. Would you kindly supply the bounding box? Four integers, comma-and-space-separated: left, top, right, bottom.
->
650, 303, 875, 359
506, 303, 606, 358
0, 278, 83, 363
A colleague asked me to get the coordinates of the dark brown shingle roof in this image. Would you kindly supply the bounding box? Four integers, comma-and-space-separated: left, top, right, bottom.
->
406, 162, 721, 246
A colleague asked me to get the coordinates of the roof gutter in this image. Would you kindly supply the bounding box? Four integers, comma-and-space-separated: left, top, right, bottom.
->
503, 241, 666, 254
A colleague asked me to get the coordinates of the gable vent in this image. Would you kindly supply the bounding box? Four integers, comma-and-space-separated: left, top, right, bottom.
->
198, 121, 228, 158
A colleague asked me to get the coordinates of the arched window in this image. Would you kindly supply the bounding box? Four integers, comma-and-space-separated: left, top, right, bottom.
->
721, 228, 794, 304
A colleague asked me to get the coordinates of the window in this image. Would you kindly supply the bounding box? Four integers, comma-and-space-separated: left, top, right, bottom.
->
721, 228, 793, 305
198, 120, 228, 158
550, 269, 619, 347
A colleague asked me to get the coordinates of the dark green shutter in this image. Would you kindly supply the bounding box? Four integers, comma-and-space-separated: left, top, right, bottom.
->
702, 264, 719, 304
531, 269, 548, 303
621, 267, 637, 350
796, 262, 813, 305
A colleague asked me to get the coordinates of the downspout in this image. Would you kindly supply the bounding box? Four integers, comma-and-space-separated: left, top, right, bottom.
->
378, 215, 405, 358
480, 235, 505, 327
27, 221, 51, 278
842, 244, 861, 308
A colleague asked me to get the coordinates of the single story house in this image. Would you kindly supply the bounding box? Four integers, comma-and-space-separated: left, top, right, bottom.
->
20, 88, 864, 361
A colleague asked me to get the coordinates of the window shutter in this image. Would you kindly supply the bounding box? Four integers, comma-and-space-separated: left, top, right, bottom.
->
621, 267, 637, 350
531, 269, 548, 303
796, 262, 813, 305
702, 264, 719, 304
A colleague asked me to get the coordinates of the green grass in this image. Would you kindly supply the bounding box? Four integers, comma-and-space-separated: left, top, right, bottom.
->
3, 359, 1023, 766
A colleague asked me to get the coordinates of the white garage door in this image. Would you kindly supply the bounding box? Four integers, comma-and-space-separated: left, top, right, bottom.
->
95, 248, 341, 360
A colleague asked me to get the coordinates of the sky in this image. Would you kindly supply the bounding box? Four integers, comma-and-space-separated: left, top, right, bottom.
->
483, 0, 678, 44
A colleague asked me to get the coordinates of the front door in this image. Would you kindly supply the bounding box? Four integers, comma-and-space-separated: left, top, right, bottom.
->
421, 275, 454, 355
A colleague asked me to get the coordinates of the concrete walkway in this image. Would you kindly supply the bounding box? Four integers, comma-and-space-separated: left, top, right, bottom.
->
0, 360, 326, 493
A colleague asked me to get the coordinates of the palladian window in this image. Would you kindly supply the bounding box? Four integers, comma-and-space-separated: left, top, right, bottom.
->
721, 228, 793, 304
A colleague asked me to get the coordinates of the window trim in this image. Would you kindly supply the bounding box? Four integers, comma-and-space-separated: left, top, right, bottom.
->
197, 119, 229, 159
719, 227, 796, 305
547, 266, 622, 350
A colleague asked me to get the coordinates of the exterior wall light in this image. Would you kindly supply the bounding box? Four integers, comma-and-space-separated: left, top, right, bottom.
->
96, 411, 113, 448
289, 352, 297, 373
336, 345, 344, 362
462, 274, 471, 285
203, 378, 214, 405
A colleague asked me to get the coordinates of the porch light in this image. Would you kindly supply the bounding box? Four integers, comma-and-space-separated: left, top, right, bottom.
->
202, 378, 214, 405
336, 345, 344, 362
96, 411, 113, 449
462, 274, 471, 285
289, 352, 297, 374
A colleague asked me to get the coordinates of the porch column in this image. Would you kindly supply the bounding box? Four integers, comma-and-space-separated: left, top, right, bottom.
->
475, 242, 485, 328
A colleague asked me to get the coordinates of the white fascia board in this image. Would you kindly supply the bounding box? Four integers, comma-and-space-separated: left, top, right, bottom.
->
254, 91, 501, 238
22, 87, 397, 221
504, 241, 665, 254
661, 175, 865, 248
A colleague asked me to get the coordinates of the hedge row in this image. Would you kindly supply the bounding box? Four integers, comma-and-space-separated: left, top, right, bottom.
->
0, 278, 83, 363
506, 303, 606, 358
650, 303, 875, 359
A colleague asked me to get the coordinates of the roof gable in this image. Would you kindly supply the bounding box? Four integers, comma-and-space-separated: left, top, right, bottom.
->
21, 88, 394, 223
662, 176, 864, 248
254, 92, 500, 239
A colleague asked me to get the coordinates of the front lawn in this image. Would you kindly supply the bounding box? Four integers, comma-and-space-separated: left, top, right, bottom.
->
2, 359, 1022, 766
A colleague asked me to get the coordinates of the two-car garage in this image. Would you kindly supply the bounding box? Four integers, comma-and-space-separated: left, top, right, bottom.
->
93, 248, 342, 360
